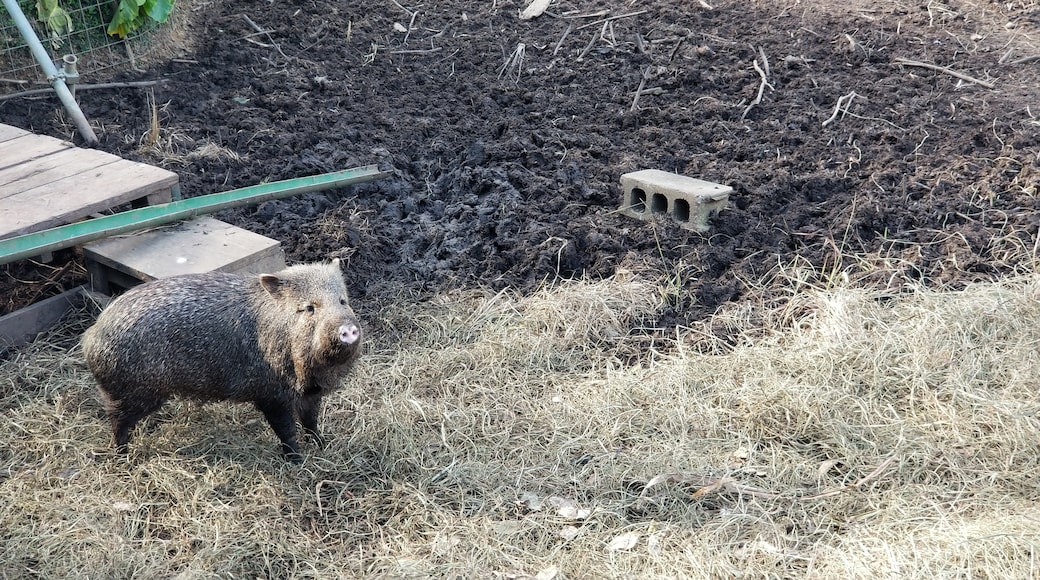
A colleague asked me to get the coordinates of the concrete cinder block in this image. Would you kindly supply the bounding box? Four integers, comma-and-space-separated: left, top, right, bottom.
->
83, 216, 286, 294
620, 169, 732, 233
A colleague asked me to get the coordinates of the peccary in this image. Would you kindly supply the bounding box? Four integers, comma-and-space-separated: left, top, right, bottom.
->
81, 260, 362, 462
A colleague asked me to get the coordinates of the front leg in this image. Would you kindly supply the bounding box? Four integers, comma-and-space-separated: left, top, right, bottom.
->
255, 398, 303, 462
298, 393, 325, 449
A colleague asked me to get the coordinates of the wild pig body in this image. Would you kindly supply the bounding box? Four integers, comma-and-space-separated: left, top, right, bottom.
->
82, 260, 361, 462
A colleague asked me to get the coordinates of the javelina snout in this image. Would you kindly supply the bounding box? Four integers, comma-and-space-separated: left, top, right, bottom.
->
82, 259, 362, 463
339, 323, 360, 344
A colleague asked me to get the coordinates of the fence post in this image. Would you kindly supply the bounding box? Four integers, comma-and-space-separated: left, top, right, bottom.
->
1, 0, 99, 145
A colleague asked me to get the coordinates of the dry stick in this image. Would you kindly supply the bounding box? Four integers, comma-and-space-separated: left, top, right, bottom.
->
498, 43, 526, 81
241, 14, 291, 62
821, 91, 858, 127
740, 56, 771, 120
389, 48, 442, 55
561, 9, 610, 19
576, 32, 598, 61
553, 24, 573, 56
691, 477, 782, 501
630, 66, 651, 111
244, 37, 272, 48
893, 57, 995, 89
758, 45, 770, 77
644, 455, 897, 502
576, 10, 647, 30
402, 10, 418, 46
799, 455, 898, 501
634, 32, 646, 54
668, 36, 686, 62
1008, 54, 1040, 65
0, 80, 163, 101
24, 260, 74, 307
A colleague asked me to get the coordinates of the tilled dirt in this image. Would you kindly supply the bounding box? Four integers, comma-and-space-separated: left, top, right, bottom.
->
1, 0, 1038, 328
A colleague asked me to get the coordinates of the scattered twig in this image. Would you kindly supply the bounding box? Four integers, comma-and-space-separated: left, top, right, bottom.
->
0, 80, 164, 102
576, 32, 597, 61
643, 473, 781, 500
241, 14, 291, 62
23, 261, 74, 308
693, 477, 782, 500
244, 37, 272, 49
561, 9, 609, 19
402, 10, 418, 45
498, 43, 526, 82
1007, 54, 1040, 65
821, 90, 858, 127
389, 48, 443, 55
630, 66, 651, 111
576, 10, 647, 30
643, 455, 898, 503
668, 36, 686, 62
241, 14, 266, 34
553, 24, 573, 56
893, 57, 995, 89
604, 21, 616, 46
0, 78, 29, 85
799, 455, 898, 500
740, 51, 772, 120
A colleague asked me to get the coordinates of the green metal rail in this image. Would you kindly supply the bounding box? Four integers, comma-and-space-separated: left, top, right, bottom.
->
0, 165, 390, 266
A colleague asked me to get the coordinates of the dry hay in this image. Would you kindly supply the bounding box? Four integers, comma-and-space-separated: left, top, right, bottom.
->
2, 268, 1040, 578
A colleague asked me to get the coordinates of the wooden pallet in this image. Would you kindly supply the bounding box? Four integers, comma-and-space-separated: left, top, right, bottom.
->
83, 216, 286, 294
0, 123, 179, 240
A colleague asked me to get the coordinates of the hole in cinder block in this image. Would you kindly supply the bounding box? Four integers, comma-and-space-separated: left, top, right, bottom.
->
651, 193, 668, 214
673, 198, 690, 222
630, 188, 647, 213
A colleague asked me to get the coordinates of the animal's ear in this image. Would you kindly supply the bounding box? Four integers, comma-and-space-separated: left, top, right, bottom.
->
330, 258, 342, 270
259, 274, 285, 296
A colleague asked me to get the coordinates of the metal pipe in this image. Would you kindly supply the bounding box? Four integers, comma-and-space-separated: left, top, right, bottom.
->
0, 165, 390, 265
61, 54, 80, 98
1, 0, 98, 145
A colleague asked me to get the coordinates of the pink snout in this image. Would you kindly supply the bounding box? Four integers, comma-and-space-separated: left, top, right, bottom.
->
339, 322, 361, 345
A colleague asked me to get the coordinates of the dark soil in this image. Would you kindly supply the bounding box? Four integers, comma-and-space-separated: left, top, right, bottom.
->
2, 0, 1038, 328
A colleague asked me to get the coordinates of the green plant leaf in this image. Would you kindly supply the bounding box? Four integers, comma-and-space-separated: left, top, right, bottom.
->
35, 0, 72, 35
143, 0, 175, 23
107, 0, 174, 38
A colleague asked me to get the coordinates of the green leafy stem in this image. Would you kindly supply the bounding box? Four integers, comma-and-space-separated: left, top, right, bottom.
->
107, 0, 175, 38
31, 0, 174, 40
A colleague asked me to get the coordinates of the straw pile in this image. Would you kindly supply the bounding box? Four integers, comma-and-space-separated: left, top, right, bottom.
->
2, 269, 1039, 578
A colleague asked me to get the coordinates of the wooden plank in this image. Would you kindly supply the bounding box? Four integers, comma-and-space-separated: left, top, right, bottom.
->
0, 159, 179, 239
0, 124, 30, 143
0, 285, 85, 351
83, 216, 284, 282
0, 134, 72, 171
0, 148, 123, 199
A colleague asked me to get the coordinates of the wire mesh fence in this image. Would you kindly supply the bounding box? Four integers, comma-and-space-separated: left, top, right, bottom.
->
1, 0, 165, 96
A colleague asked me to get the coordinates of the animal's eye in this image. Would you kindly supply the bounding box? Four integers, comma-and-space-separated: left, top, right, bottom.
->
339, 298, 347, 306
301, 304, 315, 313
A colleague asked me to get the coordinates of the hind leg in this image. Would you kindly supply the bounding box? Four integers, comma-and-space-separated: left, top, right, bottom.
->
104, 393, 166, 453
